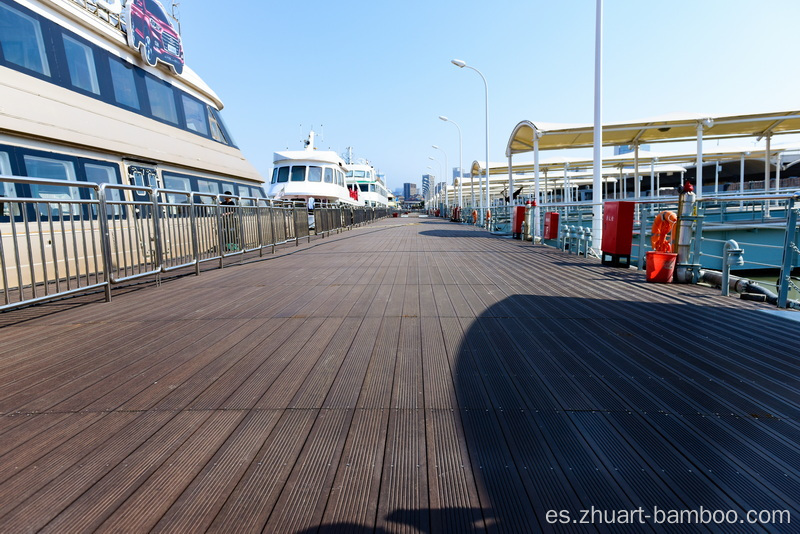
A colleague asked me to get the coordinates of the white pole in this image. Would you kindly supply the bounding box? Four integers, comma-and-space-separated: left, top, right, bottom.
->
765, 135, 772, 192
634, 143, 640, 199
534, 132, 540, 238
508, 155, 514, 205
696, 123, 704, 199
592, 0, 604, 250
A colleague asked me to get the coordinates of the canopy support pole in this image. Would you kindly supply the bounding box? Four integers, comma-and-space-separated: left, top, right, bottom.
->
508, 155, 514, 205
696, 122, 705, 199
534, 132, 540, 238
592, 0, 603, 250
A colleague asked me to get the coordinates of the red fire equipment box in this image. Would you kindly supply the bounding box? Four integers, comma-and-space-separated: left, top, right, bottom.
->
543, 212, 559, 240
512, 206, 526, 239
601, 201, 634, 267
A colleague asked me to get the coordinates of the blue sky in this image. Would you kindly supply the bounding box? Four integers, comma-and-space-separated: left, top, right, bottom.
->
180, 0, 800, 191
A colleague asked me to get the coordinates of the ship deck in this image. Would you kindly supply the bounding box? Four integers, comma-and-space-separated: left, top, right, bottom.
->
1, 215, 799, 533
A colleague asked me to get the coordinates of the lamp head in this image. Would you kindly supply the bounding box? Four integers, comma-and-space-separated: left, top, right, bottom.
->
432, 145, 439, 150
439, 115, 448, 122
451, 59, 467, 68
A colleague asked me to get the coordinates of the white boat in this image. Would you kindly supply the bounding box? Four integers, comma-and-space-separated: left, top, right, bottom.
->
343, 148, 390, 207
0, 0, 265, 201
267, 131, 360, 206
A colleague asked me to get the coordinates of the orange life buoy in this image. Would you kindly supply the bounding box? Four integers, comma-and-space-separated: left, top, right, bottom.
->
472, 210, 478, 223
486, 209, 491, 220
651, 211, 677, 252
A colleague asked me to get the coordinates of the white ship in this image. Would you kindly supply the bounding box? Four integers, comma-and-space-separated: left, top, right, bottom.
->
343, 148, 390, 208
267, 131, 360, 206
0, 0, 265, 203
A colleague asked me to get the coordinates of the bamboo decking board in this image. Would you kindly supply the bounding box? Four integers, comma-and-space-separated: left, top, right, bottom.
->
1, 215, 800, 533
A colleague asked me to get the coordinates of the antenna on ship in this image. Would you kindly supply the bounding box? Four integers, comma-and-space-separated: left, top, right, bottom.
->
343, 147, 354, 165
171, 2, 181, 34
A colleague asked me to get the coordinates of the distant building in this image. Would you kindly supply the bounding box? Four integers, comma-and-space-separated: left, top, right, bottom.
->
421, 174, 433, 198
403, 182, 418, 199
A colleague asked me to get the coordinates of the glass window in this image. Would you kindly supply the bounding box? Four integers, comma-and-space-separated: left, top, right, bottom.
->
290, 166, 306, 182
182, 95, 208, 135
271, 168, 278, 184
324, 168, 333, 183
359, 184, 368, 192
164, 174, 191, 203
277, 167, 289, 183
0, 3, 50, 76
23, 155, 80, 216
208, 108, 233, 145
0, 151, 19, 217
62, 34, 99, 94
354, 170, 366, 178
195, 179, 219, 204
145, 76, 178, 124
308, 166, 322, 182
108, 57, 140, 109
85, 162, 122, 213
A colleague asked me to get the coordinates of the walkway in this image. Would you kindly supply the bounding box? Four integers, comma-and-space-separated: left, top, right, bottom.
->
1, 216, 799, 532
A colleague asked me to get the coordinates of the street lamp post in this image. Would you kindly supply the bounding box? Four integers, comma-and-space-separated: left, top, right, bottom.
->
432, 145, 448, 209
452, 59, 489, 226
439, 116, 464, 211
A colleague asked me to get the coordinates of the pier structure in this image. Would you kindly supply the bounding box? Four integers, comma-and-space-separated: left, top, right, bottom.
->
1, 215, 799, 532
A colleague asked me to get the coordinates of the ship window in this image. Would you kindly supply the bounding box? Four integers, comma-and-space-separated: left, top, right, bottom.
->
62, 35, 100, 94
145, 76, 178, 124
208, 108, 228, 143
337, 171, 344, 187
0, 151, 19, 218
354, 171, 366, 178
290, 166, 306, 182
23, 155, 80, 216
182, 95, 208, 136
308, 166, 322, 182
0, 3, 50, 77
195, 179, 219, 204
84, 163, 122, 213
208, 107, 234, 146
108, 57, 140, 109
324, 168, 333, 183
164, 175, 191, 203
359, 184, 368, 192
271, 168, 278, 184
277, 167, 289, 183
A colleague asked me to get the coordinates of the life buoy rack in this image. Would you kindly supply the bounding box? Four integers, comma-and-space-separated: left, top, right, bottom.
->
651, 211, 677, 252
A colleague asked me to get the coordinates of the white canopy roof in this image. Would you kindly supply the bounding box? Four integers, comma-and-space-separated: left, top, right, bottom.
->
507, 110, 800, 156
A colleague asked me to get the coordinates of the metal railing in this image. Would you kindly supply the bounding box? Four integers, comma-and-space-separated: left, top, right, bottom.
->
1, 175, 386, 311
518, 190, 800, 309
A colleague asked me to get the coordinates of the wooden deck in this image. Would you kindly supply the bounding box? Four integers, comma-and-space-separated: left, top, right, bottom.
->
1, 215, 799, 533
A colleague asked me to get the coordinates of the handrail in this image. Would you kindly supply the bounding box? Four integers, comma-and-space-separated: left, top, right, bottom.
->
1, 174, 387, 311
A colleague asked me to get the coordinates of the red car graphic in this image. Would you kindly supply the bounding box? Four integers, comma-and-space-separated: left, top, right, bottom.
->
125, 0, 184, 74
